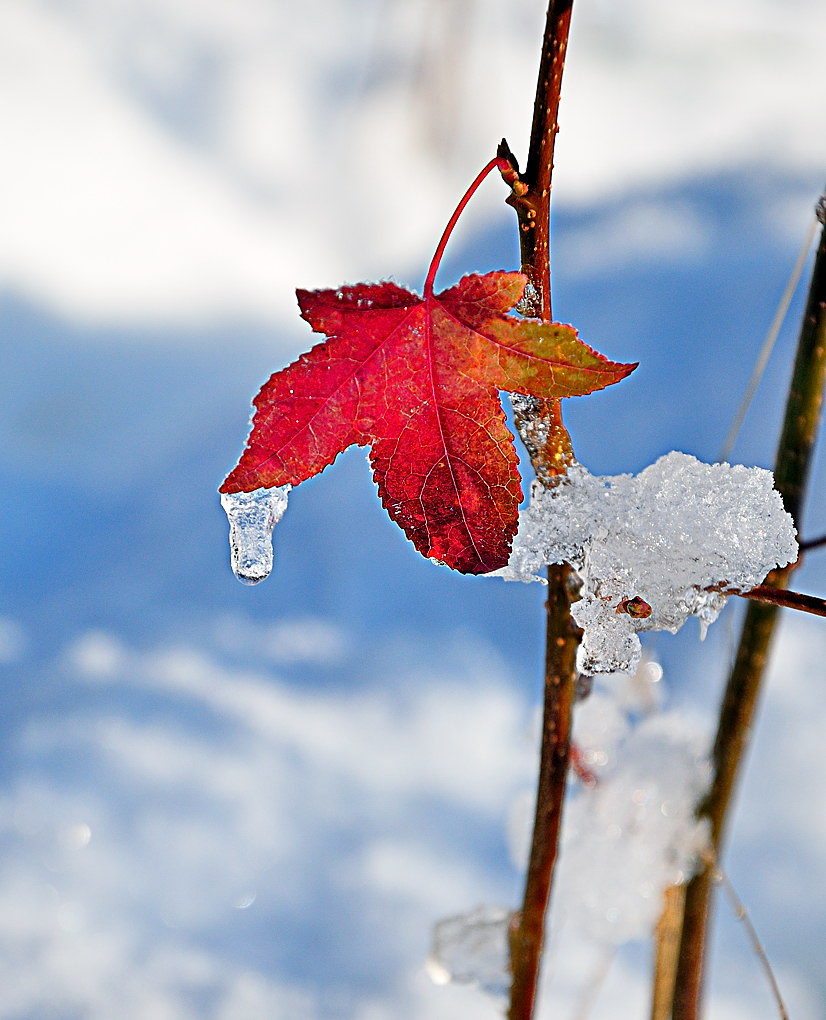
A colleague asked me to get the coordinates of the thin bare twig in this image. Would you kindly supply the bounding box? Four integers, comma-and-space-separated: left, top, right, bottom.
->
733, 583, 826, 618
671, 193, 826, 1019
719, 216, 819, 463
712, 862, 789, 1020
798, 531, 826, 552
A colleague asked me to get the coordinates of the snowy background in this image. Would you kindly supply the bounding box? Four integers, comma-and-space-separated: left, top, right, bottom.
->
2, 0, 826, 1017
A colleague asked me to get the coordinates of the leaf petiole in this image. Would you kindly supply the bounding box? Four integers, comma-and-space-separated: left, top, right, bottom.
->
422, 156, 511, 299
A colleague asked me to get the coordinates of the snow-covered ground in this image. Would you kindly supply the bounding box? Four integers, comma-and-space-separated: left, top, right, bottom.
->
1, 0, 825, 1016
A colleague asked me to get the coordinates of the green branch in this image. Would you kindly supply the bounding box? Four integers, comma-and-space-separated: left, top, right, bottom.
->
669, 195, 826, 1020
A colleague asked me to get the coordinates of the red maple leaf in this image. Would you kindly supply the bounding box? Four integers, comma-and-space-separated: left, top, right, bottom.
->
221, 160, 635, 574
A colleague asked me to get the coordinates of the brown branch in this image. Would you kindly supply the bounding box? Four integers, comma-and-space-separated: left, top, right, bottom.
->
733, 584, 826, 618
503, 4, 577, 1020
508, 563, 581, 1020
502, 0, 573, 321
670, 194, 826, 1019
798, 531, 826, 552
651, 885, 687, 1020
498, 0, 575, 488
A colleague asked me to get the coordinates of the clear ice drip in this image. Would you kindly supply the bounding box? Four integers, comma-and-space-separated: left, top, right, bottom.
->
497, 452, 798, 675
220, 486, 291, 585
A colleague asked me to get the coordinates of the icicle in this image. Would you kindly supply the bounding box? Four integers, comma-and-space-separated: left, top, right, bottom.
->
220, 486, 291, 585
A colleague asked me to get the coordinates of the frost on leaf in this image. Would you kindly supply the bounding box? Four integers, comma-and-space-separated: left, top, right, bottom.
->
220, 486, 291, 585
497, 452, 797, 675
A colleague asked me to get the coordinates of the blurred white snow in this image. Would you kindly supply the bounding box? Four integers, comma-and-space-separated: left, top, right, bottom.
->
1, 1, 825, 1016
0, 617, 822, 1017
0, 0, 823, 327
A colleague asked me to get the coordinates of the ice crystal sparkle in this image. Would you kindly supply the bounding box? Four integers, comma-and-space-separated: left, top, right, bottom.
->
497, 452, 797, 675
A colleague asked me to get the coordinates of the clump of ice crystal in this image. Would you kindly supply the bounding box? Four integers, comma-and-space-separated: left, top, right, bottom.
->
497, 452, 797, 676
427, 904, 512, 1002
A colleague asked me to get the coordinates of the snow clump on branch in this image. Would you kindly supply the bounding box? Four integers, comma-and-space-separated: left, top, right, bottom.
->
496, 452, 797, 676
